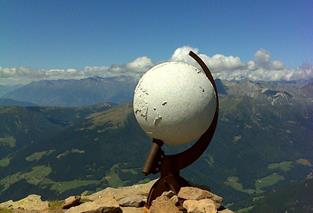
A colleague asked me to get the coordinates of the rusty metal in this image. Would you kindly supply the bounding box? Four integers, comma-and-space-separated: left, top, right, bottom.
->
143, 51, 219, 207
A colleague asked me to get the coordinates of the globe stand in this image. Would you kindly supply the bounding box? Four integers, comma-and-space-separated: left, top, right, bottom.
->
142, 51, 220, 207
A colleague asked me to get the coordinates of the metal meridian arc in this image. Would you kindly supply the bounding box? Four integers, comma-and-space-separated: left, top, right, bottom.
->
166, 50, 220, 170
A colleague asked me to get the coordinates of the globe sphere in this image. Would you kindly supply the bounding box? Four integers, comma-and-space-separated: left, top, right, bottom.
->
133, 61, 216, 145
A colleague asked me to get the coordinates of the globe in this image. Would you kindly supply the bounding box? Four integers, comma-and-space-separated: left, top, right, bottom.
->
133, 61, 216, 145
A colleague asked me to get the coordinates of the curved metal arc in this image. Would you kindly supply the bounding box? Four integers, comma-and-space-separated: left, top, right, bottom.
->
167, 51, 219, 170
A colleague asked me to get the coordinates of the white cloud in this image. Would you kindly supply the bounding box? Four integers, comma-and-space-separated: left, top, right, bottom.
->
0, 46, 312, 85
170, 46, 244, 71
254, 49, 285, 70
169, 46, 312, 81
247, 61, 257, 71
0, 56, 154, 85
126, 56, 153, 72
255, 49, 271, 65
171, 46, 200, 65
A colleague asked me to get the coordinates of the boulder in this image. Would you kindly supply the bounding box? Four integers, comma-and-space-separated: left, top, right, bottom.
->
117, 194, 145, 207
86, 180, 156, 201
178, 187, 223, 208
183, 199, 217, 213
0, 194, 49, 212
62, 195, 81, 209
65, 196, 121, 213
161, 190, 175, 198
169, 195, 179, 206
121, 207, 147, 213
218, 209, 235, 213
149, 195, 181, 213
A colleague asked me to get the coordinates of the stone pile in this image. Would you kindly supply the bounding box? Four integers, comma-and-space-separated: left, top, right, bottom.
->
0, 179, 233, 213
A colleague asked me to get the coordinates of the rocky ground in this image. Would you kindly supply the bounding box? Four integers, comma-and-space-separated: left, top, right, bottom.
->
0, 180, 233, 213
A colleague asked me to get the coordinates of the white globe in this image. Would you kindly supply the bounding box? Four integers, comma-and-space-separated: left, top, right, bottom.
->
133, 61, 216, 145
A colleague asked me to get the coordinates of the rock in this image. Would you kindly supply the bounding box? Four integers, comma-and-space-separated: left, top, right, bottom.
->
65, 196, 121, 213
86, 179, 156, 202
0, 194, 49, 212
178, 187, 223, 208
149, 195, 181, 213
170, 195, 179, 206
0, 200, 14, 209
81, 191, 91, 196
0, 179, 234, 213
117, 194, 145, 207
183, 199, 217, 213
218, 209, 234, 213
121, 207, 146, 213
161, 190, 175, 198
62, 195, 81, 209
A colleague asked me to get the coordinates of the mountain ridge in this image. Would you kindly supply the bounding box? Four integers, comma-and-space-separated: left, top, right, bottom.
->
4, 76, 312, 107
3, 76, 136, 107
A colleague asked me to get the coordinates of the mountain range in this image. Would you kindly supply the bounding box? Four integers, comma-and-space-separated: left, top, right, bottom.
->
0, 76, 232, 107
0, 78, 312, 212
2, 76, 137, 107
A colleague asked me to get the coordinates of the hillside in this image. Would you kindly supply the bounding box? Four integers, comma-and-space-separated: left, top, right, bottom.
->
0, 98, 36, 106
0, 103, 150, 202
251, 177, 313, 213
0, 84, 22, 97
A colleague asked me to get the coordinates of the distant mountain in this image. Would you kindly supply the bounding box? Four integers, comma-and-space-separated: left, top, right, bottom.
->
301, 82, 313, 98
215, 79, 228, 95
0, 84, 23, 97
0, 98, 36, 106
0, 80, 313, 212
4, 76, 137, 107
5, 76, 310, 107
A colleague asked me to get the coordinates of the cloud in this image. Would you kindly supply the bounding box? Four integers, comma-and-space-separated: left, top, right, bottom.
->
254, 49, 284, 70
0, 56, 154, 85
171, 46, 244, 71
0, 46, 312, 85
126, 56, 153, 72
169, 46, 313, 81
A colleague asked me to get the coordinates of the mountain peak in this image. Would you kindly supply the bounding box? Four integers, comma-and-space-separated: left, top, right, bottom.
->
0, 179, 234, 213
85, 76, 106, 81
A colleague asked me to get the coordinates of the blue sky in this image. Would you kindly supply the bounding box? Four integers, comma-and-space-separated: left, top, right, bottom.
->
1, 0, 312, 69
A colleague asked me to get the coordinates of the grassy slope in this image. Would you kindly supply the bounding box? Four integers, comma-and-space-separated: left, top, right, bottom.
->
252, 178, 313, 213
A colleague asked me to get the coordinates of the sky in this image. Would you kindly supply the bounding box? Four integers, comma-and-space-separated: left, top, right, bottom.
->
0, 0, 312, 84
